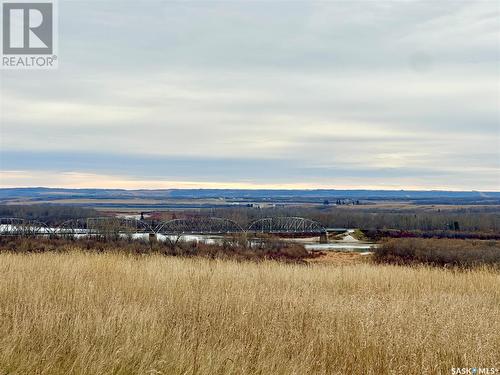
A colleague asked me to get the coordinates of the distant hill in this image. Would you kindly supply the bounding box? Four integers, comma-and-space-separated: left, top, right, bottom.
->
1, 187, 499, 204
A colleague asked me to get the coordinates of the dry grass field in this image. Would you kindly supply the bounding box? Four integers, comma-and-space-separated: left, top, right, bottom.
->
0, 252, 499, 375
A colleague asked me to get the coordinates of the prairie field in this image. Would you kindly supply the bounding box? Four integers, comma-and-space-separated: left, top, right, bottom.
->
0, 252, 499, 375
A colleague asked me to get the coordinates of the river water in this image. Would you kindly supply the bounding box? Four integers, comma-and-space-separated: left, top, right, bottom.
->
154, 234, 377, 252
0, 225, 376, 252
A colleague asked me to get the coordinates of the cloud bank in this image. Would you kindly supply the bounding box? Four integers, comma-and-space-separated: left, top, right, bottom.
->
1, 1, 499, 190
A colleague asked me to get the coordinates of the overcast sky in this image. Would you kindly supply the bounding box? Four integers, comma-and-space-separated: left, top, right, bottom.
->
1, 1, 499, 190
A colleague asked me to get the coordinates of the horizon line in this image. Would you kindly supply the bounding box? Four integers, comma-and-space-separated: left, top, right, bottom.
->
1, 186, 499, 193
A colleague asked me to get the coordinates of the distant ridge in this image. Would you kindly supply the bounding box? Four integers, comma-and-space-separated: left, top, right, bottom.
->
1, 187, 499, 200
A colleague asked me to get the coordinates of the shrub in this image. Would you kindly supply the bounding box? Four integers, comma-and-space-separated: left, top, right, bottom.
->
0, 235, 310, 263
374, 238, 500, 268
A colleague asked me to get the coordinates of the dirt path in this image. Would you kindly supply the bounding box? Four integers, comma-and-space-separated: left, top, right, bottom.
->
341, 234, 359, 242
306, 251, 372, 265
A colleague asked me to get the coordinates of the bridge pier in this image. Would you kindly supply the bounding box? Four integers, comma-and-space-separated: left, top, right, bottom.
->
319, 231, 328, 244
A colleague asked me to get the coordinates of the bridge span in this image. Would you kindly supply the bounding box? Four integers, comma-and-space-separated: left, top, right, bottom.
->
0, 216, 330, 241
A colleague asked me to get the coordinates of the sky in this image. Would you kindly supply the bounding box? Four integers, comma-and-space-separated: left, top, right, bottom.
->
1, 0, 499, 191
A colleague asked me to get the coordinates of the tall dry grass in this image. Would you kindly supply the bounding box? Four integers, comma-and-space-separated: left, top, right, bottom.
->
0, 252, 498, 374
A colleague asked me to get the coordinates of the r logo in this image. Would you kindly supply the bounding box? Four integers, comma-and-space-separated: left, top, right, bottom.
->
2, 2, 53, 54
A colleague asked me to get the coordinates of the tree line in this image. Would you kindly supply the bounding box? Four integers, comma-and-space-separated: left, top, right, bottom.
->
0, 205, 98, 225
207, 206, 500, 233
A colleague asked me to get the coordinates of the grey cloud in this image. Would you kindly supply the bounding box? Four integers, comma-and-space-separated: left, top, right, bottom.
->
0, 1, 498, 190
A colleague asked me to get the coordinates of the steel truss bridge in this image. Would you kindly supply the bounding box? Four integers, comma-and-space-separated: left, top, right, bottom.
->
156, 218, 244, 235
248, 217, 325, 234
0, 216, 327, 237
